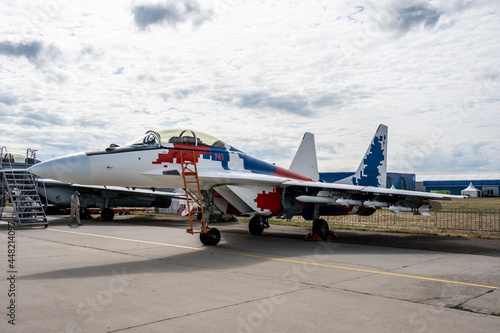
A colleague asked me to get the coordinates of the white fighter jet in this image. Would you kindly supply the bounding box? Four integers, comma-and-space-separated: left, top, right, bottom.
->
29, 126, 465, 245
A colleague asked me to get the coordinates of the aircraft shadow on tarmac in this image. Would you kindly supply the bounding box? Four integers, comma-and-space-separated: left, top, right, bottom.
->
78, 215, 500, 257
3, 216, 499, 281
17, 231, 344, 281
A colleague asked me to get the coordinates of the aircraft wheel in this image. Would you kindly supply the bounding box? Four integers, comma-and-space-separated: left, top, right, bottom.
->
249, 216, 265, 235
312, 219, 329, 240
200, 232, 207, 244
200, 228, 220, 246
101, 208, 115, 221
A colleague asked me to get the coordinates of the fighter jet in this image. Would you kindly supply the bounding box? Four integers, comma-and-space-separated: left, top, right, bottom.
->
38, 179, 181, 220
29, 126, 465, 245
0, 149, 182, 221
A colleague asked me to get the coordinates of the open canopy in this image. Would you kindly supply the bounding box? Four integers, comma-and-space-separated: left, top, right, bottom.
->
1, 152, 41, 164
126, 129, 226, 150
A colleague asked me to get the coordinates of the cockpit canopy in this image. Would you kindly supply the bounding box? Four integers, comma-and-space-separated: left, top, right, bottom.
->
1, 152, 41, 165
126, 129, 226, 150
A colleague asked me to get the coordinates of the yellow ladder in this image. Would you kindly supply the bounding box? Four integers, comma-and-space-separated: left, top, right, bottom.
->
179, 150, 208, 235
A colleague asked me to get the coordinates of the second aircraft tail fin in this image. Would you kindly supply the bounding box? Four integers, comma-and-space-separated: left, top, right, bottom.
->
336, 124, 388, 188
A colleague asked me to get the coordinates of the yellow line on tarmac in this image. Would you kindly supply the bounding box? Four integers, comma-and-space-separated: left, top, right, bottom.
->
52, 228, 499, 290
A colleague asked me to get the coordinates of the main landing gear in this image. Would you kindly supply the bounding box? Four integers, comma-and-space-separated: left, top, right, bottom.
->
101, 208, 115, 221
312, 219, 330, 240
248, 216, 331, 241
249, 216, 269, 235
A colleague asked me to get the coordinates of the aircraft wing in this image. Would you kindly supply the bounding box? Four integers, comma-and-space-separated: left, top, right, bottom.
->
195, 169, 465, 218
40, 179, 184, 199
283, 179, 466, 200
72, 184, 184, 198
196, 169, 464, 202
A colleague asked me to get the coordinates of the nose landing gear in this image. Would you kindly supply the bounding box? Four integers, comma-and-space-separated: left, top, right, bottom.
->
200, 228, 221, 246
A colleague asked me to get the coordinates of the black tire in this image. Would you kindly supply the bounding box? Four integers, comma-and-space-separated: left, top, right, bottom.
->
200, 232, 208, 244
249, 216, 265, 235
101, 208, 115, 221
312, 219, 329, 240
200, 228, 221, 246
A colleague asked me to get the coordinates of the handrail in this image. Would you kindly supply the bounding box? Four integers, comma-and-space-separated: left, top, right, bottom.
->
33, 175, 49, 208
1, 146, 7, 169
1, 146, 14, 170
26, 148, 38, 167
1, 146, 6, 213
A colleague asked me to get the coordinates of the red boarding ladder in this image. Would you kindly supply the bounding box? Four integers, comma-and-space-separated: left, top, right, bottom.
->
179, 150, 209, 235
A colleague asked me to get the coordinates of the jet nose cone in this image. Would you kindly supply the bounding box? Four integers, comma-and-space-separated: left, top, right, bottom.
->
29, 152, 91, 184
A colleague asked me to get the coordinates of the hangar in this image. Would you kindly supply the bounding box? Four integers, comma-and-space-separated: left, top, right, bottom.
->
319, 172, 416, 190
415, 174, 500, 197
320, 172, 500, 197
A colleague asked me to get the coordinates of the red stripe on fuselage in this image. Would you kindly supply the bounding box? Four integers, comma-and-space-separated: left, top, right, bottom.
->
152, 145, 208, 166
272, 165, 316, 182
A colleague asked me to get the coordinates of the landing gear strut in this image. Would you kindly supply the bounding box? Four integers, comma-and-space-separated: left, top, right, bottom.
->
249, 216, 268, 235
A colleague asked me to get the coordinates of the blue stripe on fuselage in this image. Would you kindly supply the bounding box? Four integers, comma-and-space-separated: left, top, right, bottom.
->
238, 153, 277, 175
199, 145, 276, 174
202, 148, 230, 170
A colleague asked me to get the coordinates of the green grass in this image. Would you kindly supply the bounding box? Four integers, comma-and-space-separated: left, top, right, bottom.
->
442, 197, 500, 210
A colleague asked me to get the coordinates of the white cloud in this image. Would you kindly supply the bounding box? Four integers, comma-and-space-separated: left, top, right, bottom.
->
0, 0, 499, 174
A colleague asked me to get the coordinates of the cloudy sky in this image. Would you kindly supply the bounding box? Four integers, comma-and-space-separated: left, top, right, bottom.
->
1, 0, 499, 174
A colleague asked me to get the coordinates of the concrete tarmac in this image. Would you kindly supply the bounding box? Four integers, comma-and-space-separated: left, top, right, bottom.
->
1, 214, 499, 332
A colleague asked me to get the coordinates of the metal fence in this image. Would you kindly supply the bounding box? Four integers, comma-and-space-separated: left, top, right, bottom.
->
289, 208, 500, 233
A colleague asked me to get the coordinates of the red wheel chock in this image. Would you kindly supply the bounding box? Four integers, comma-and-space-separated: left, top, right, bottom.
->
304, 233, 322, 241
304, 231, 338, 241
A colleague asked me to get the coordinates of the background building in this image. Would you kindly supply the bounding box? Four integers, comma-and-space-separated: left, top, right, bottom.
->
319, 172, 416, 190
415, 174, 500, 196
320, 172, 500, 197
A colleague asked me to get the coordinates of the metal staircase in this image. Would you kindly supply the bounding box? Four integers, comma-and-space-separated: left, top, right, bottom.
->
1, 147, 48, 227
179, 150, 220, 245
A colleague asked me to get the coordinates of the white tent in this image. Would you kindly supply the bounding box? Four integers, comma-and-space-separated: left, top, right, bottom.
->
461, 182, 480, 197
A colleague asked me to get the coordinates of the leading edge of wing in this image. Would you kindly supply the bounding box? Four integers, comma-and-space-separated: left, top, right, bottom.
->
283, 180, 467, 200
61, 183, 184, 198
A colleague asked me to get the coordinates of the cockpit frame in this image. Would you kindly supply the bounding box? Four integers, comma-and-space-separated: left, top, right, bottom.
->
124, 129, 227, 151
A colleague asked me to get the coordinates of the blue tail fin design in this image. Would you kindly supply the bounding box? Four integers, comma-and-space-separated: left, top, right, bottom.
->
337, 124, 388, 187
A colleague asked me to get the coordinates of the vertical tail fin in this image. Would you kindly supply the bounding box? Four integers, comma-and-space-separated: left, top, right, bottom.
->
289, 132, 319, 180
337, 124, 388, 187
